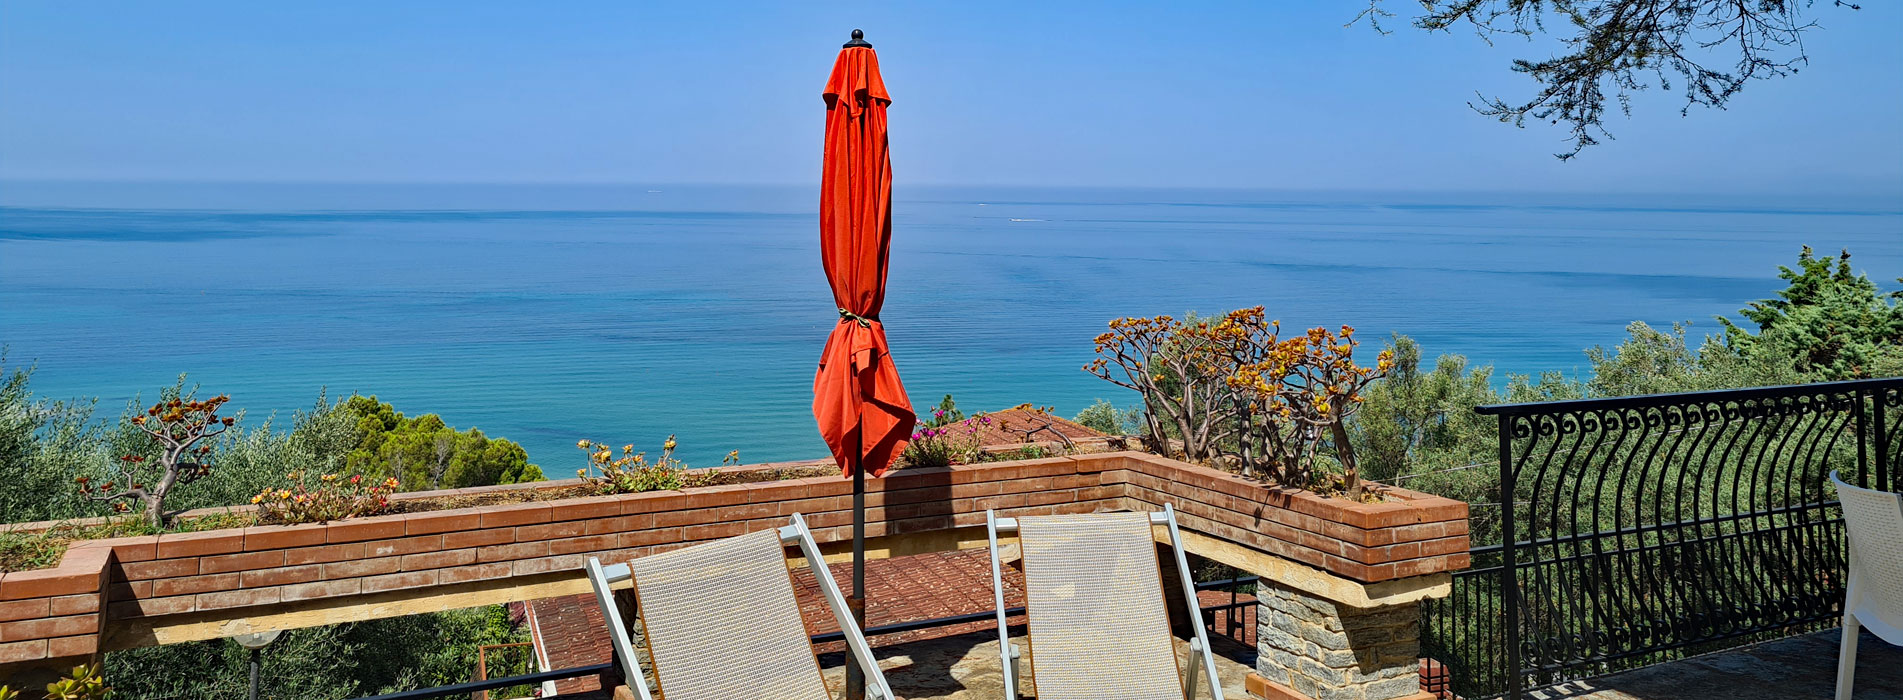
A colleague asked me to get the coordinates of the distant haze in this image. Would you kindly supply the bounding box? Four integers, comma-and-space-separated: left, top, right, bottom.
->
2, 2, 1900, 196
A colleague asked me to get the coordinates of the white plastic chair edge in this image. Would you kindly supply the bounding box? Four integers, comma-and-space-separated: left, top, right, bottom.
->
582, 512, 895, 700
986, 505, 1226, 700
1829, 471, 1903, 700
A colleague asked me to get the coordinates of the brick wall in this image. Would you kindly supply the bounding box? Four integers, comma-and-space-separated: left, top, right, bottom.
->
0, 451, 1467, 674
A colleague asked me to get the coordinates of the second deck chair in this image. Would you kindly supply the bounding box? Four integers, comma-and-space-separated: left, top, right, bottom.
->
585, 512, 895, 700
1831, 471, 1903, 700
986, 504, 1224, 700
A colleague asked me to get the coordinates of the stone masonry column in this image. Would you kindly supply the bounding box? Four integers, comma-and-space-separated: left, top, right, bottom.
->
1250, 581, 1432, 700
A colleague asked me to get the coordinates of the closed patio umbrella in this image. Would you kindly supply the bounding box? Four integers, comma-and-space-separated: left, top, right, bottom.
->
812, 28, 916, 699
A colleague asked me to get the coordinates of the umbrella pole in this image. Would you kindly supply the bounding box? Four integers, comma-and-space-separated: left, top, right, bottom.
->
847, 431, 867, 699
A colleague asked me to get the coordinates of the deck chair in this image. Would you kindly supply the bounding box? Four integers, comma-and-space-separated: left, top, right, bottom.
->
585, 512, 895, 700
1831, 472, 1903, 700
986, 504, 1224, 700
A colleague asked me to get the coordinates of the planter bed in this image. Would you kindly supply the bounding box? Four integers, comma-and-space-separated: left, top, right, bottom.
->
0, 451, 1466, 673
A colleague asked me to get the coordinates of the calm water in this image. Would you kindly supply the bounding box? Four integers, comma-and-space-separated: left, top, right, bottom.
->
2, 182, 1898, 469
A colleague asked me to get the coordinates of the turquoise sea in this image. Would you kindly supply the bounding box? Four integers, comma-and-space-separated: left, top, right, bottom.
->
2, 182, 1899, 469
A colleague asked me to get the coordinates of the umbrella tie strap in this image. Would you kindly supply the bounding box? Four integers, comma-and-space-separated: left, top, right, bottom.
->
837, 308, 877, 328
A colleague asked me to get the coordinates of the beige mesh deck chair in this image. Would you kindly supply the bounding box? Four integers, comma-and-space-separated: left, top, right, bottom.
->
986, 504, 1224, 700
584, 513, 895, 700
1830, 472, 1903, 700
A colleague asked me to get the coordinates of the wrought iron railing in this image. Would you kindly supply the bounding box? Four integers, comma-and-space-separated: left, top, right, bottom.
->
1423, 377, 1902, 699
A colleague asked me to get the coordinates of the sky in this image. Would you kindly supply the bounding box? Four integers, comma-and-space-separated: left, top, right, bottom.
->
2, 1, 1900, 195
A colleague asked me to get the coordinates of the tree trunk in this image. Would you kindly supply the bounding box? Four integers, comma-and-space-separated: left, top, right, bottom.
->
1332, 419, 1360, 499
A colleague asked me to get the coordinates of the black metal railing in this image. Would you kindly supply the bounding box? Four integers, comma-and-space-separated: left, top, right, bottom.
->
354, 573, 1259, 699
1422, 377, 1902, 699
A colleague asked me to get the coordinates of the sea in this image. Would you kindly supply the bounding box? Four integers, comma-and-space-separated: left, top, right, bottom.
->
2, 182, 1898, 469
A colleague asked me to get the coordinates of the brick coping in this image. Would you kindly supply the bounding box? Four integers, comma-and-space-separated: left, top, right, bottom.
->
0, 452, 1468, 671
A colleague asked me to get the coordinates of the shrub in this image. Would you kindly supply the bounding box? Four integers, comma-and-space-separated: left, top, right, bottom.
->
902, 415, 988, 468
1087, 306, 1390, 495
252, 471, 396, 525
342, 396, 542, 491
77, 393, 236, 528
576, 436, 686, 494
1073, 400, 1141, 436
1719, 246, 1903, 380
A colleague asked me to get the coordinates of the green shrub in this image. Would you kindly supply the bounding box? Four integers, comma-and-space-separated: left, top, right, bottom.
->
342, 396, 542, 491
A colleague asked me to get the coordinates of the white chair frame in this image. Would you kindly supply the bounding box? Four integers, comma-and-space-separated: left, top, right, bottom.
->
585, 512, 895, 700
1831, 471, 1903, 700
986, 504, 1225, 700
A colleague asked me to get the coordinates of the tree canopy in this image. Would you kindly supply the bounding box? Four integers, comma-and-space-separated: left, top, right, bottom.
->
341, 396, 542, 491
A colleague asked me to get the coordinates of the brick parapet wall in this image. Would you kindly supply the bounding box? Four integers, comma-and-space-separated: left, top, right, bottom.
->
0, 451, 1467, 672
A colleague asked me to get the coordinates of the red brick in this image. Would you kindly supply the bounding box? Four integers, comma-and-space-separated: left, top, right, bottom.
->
197, 588, 279, 611
199, 550, 285, 574
401, 549, 475, 571
583, 514, 650, 536
515, 520, 585, 542
71, 535, 157, 562
109, 595, 194, 618
549, 534, 616, 556
48, 594, 99, 617
153, 573, 239, 597
619, 528, 681, 548
619, 490, 688, 515
323, 556, 401, 579
281, 579, 360, 603
107, 581, 151, 600
0, 639, 48, 664
366, 535, 442, 558
155, 530, 244, 559
477, 541, 546, 563
512, 554, 588, 576
0, 598, 51, 623
405, 510, 483, 535
286, 542, 365, 566
443, 528, 512, 549
241, 524, 329, 551
480, 503, 552, 529
326, 516, 408, 544
0, 614, 97, 641
1, 568, 100, 600
549, 496, 622, 522
47, 634, 98, 658
362, 570, 437, 593
241, 564, 323, 588
439, 562, 512, 585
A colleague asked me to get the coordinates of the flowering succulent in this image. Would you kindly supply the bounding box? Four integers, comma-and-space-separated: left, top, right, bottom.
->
252, 469, 394, 525
577, 435, 688, 494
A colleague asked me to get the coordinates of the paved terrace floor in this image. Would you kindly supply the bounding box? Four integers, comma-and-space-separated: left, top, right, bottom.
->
814, 630, 1257, 700
1529, 628, 1903, 700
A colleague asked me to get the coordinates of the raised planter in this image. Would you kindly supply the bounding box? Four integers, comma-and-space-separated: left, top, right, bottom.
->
0, 451, 1468, 684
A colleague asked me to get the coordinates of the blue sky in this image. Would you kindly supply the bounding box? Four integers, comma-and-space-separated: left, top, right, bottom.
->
2, 2, 1899, 195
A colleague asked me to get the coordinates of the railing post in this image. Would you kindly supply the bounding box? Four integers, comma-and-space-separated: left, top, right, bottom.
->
1874, 388, 1891, 493
1854, 390, 1870, 489
1498, 412, 1521, 700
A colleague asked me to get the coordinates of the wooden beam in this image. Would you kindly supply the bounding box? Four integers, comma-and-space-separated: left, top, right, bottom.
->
1168, 528, 1451, 609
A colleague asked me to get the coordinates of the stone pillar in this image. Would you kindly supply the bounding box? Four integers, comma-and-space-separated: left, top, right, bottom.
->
1251, 582, 1430, 700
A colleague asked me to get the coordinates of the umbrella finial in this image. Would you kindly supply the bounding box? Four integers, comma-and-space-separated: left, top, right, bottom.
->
844, 29, 872, 48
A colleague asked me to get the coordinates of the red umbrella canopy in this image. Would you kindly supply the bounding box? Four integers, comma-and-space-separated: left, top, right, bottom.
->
813, 43, 916, 478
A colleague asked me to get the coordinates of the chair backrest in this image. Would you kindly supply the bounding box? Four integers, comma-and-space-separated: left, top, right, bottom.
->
622, 528, 832, 700
1832, 471, 1903, 638
1017, 511, 1184, 700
